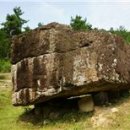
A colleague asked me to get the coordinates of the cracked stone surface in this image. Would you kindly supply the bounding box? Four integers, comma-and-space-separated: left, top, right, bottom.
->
11, 22, 130, 106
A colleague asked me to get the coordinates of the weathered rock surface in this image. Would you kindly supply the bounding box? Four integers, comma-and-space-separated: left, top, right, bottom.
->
78, 95, 94, 112
11, 22, 130, 106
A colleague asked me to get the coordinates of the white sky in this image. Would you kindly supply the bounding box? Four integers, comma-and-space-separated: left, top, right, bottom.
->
0, 0, 130, 30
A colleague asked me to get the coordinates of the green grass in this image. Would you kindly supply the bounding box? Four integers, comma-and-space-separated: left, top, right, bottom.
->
0, 87, 38, 130
0, 59, 11, 73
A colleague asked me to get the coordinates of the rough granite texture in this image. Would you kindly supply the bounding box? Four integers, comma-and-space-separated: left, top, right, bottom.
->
11, 22, 130, 106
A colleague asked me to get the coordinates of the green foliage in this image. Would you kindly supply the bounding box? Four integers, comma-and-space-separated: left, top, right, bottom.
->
1, 6, 28, 37
38, 22, 44, 27
0, 7, 30, 72
24, 26, 31, 32
70, 15, 92, 31
0, 59, 11, 72
109, 26, 130, 43
0, 29, 10, 59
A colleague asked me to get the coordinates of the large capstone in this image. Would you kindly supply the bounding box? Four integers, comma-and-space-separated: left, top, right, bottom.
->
11, 22, 130, 106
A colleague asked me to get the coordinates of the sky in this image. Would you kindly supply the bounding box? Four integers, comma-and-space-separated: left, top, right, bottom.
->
0, 0, 130, 30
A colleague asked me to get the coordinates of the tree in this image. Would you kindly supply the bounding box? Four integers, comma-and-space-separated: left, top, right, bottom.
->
0, 29, 10, 59
109, 27, 114, 33
70, 15, 92, 31
38, 22, 44, 27
24, 26, 31, 32
0, 7, 29, 60
1, 7, 28, 37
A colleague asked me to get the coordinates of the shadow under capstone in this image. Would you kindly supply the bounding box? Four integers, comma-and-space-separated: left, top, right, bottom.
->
19, 97, 93, 125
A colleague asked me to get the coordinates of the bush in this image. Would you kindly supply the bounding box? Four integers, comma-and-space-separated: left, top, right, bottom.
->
0, 59, 11, 73
109, 26, 130, 44
0, 30, 10, 59
70, 15, 92, 31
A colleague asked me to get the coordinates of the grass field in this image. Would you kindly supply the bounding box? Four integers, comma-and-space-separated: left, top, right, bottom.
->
1, 73, 130, 130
